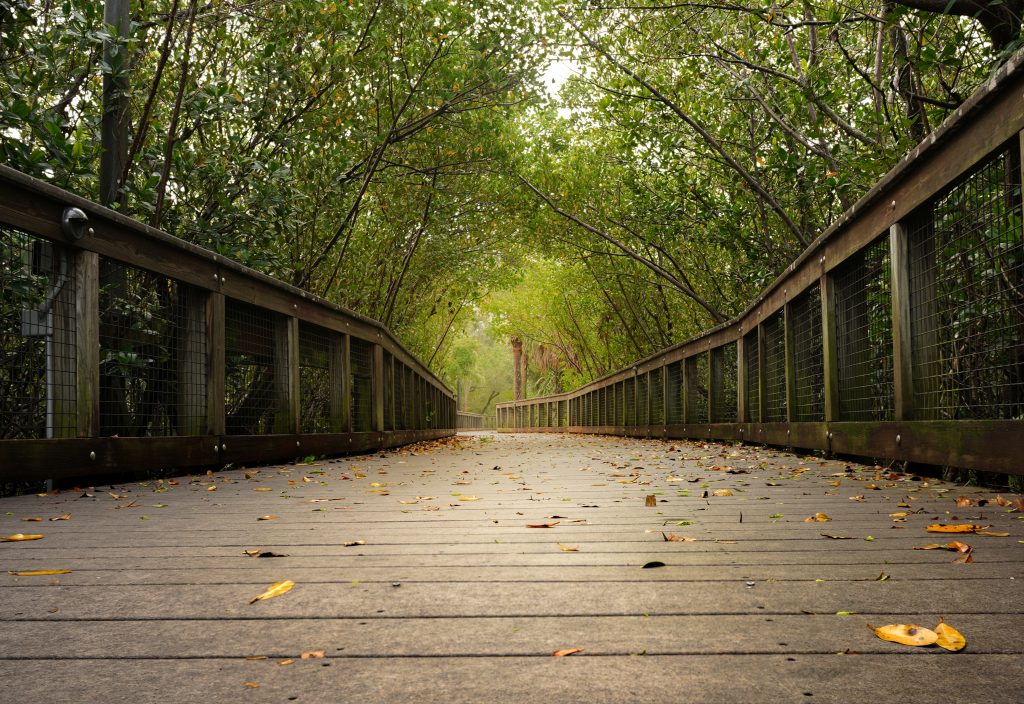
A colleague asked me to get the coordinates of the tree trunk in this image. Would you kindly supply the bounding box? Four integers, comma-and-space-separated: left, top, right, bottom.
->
511, 336, 523, 400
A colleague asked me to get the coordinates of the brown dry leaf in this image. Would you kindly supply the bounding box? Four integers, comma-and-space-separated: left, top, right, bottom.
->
552, 648, 583, 657
1, 534, 44, 542
821, 534, 854, 539
935, 618, 966, 652
889, 512, 908, 518
712, 489, 733, 497
253, 487, 273, 492
913, 541, 972, 553
257, 515, 278, 521
804, 513, 831, 523
527, 522, 560, 528
248, 580, 295, 604
849, 495, 865, 502
343, 540, 366, 547
955, 496, 973, 508
7, 569, 71, 576
399, 500, 418, 505
416, 496, 435, 501
867, 623, 938, 647
645, 495, 657, 507
993, 495, 1012, 507
953, 551, 973, 564
975, 531, 1010, 537
243, 682, 260, 688
244, 656, 267, 661
207, 486, 217, 492
557, 544, 579, 552
662, 533, 696, 542
278, 659, 294, 666
21, 517, 43, 522
301, 651, 325, 660
49, 513, 71, 521
926, 524, 987, 533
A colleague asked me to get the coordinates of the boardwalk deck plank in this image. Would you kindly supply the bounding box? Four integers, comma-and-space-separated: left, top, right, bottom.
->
1, 432, 1022, 703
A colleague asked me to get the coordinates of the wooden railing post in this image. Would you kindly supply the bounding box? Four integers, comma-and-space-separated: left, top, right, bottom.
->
273, 315, 299, 435
70, 249, 99, 438
372, 342, 385, 432
889, 223, 915, 421
206, 292, 225, 436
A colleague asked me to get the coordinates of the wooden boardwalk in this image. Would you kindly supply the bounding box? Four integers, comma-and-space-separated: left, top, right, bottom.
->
1, 432, 1022, 703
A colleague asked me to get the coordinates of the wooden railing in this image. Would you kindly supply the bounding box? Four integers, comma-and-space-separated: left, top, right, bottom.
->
456, 411, 496, 430
0, 168, 456, 482
497, 54, 1024, 476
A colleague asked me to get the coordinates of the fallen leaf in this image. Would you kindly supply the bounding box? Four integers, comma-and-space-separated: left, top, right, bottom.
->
527, 522, 559, 528
821, 534, 854, 539
558, 544, 579, 552
278, 659, 294, 665
913, 541, 972, 553
8, 569, 71, 576
993, 495, 1012, 507
662, 533, 696, 542
552, 648, 583, 657
49, 513, 71, 521
459, 496, 481, 501
257, 515, 278, 521
399, 500, 418, 505
249, 580, 294, 604
1, 534, 44, 541
875, 572, 890, 582
975, 531, 1009, 537
20, 517, 42, 522
889, 512, 908, 518
243, 682, 259, 688
935, 618, 966, 652
867, 623, 938, 647
926, 524, 987, 533
343, 540, 366, 547
849, 495, 865, 502
712, 489, 733, 497
301, 650, 325, 659
645, 495, 657, 507
244, 655, 267, 661
641, 561, 666, 569
253, 487, 273, 492
207, 486, 217, 491
955, 496, 973, 507
805, 513, 831, 522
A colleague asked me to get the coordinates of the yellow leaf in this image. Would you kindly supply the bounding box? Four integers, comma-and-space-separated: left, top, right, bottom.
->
926, 524, 986, 533
821, 534, 854, 539
49, 513, 71, 521
254, 487, 273, 492
867, 623, 938, 647
662, 533, 696, 542
459, 496, 481, 501
975, 531, 1010, 537
243, 682, 259, 688
278, 659, 294, 665
889, 512, 908, 518
249, 580, 295, 604
1, 534, 44, 541
552, 648, 583, 657
804, 513, 831, 522
935, 618, 966, 652
712, 489, 733, 497
8, 569, 71, 576
207, 485, 217, 491
301, 650, 325, 659
558, 544, 579, 551
399, 500, 418, 505
257, 515, 278, 521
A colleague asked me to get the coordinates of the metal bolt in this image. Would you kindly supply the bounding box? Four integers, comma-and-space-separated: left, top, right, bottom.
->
896, 434, 902, 446
214, 444, 219, 452
820, 256, 825, 265
787, 429, 791, 436
87, 227, 95, 236
213, 274, 218, 281
891, 199, 897, 208
293, 304, 298, 309
828, 432, 833, 440
221, 444, 227, 452
296, 441, 301, 447
89, 451, 96, 461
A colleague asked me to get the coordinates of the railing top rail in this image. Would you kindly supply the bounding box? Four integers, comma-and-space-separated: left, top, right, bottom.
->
499, 50, 1024, 407
0, 164, 453, 398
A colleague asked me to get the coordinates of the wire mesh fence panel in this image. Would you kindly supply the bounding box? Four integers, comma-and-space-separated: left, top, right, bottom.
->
834, 235, 894, 421
0, 229, 77, 439
683, 355, 706, 424
650, 367, 665, 424
350, 337, 373, 432
225, 299, 279, 435
791, 285, 825, 422
539, 402, 548, 427
624, 377, 636, 425
743, 331, 760, 423
665, 361, 683, 424
637, 373, 649, 425
711, 342, 737, 423
299, 322, 332, 434
762, 312, 786, 422
383, 353, 394, 432
96, 259, 205, 437
559, 399, 567, 426
909, 145, 1024, 420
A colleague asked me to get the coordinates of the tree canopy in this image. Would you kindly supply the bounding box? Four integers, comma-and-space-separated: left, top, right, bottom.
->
0, 0, 1012, 405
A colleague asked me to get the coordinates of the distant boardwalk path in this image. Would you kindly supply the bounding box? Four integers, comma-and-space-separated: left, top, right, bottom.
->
1, 433, 1021, 703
